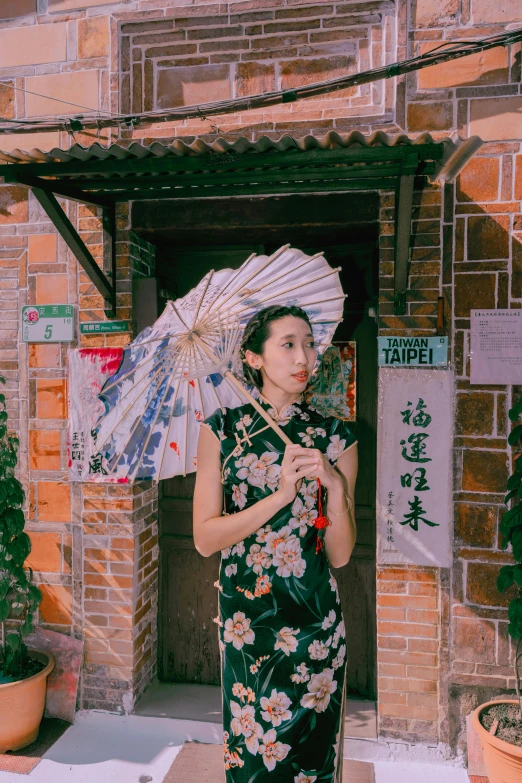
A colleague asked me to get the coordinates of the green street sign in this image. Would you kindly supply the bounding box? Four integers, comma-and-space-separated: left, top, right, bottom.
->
22, 305, 75, 343
80, 321, 130, 334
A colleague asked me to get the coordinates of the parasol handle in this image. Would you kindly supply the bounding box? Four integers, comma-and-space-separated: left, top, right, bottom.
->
190, 333, 292, 446
224, 371, 292, 447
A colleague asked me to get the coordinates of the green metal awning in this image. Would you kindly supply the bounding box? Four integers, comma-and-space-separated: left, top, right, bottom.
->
0, 131, 482, 315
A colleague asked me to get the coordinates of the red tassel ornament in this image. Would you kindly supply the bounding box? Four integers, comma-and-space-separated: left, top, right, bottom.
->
312, 478, 331, 553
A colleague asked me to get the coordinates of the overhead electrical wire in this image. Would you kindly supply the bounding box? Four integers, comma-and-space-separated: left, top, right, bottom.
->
0, 25, 521, 136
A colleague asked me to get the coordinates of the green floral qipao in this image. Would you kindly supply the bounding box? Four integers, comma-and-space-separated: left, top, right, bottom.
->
202, 396, 357, 783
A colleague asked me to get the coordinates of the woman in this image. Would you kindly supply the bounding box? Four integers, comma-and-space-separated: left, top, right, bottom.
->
193, 305, 358, 782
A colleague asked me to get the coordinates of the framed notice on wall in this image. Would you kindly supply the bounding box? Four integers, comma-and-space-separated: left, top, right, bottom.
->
376, 367, 453, 567
470, 309, 522, 385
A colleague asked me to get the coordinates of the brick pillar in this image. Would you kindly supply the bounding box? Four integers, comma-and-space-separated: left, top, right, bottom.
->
375, 181, 449, 744
78, 202, 159, 712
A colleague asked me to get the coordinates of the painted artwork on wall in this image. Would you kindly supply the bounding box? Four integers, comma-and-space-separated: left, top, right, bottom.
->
305, 341, 356, 421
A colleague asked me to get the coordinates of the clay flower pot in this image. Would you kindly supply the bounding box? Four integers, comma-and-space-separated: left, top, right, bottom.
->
472, 699, 522, 783
0, 649, 55, 753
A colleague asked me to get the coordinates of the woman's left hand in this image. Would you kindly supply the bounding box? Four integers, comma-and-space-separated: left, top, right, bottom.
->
302, 449, 343, 492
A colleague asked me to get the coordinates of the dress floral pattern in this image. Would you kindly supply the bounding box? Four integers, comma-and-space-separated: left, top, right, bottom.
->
203, 397, 357, 782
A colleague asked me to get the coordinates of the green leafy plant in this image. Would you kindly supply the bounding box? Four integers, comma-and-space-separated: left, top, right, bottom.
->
0, 376, 42, 680
497, 392, 522, 720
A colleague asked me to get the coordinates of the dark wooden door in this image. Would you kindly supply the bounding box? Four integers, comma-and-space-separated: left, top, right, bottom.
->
158, 237, 378, 698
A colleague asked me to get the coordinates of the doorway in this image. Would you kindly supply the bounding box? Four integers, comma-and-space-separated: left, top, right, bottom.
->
132, 192, 379, 700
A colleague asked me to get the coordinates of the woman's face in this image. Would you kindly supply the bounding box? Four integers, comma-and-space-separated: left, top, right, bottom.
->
246, 315, 317, 395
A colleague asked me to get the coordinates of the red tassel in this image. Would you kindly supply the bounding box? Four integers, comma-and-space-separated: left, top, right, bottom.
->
313, 478, 331, 553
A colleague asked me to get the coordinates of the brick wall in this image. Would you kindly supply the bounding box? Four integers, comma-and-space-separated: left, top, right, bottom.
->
0, 0, 521, 751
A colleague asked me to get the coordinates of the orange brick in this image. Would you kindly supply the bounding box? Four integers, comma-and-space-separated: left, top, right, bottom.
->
39, 584, 72, 625
111, 537, 134, 550
25, 532, 61, 573
408, 582, 437, 596
28, 234, 57, 264
378, 580, 407, 594
379, 677, 437, 693
377, 607, 406, 621
407, 692, 438, 708
85, 573, 134, 589
36, 378, 67, 419
29, 430, 61, 471
78, 16, 109, 59
38, 481, 70, 522
36, 275, 67, 305
406, 609, 439, 624
408, 638, 439, 653
378, 621, 438, 638
28, 343, 60, 368
379, 663, 407, 677
378, 594, 437, 610
379, 703, 439, 721
380, 650, 438, 667
378, 635, 408, 650
406, 665, 438, 681
109, 616, 133, 629
84, 651, 133, 667
379, 691, 407, 705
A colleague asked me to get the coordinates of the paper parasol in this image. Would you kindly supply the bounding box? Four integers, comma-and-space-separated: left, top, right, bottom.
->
93, 244, 345, 481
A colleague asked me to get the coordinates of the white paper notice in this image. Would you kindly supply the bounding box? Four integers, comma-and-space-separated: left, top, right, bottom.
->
470, 309, 522, 385
377, 368, 453, 568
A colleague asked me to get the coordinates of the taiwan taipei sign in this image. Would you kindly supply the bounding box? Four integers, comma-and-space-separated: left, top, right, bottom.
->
378, 336, 448, 367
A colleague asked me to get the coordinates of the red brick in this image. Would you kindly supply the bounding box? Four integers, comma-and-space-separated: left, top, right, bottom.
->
453, 617, 496, 663
455, 502, 497, 548
467, 562, 515, 607
407, 101, 453, 132
378, 621, 438, 638
454, 273, 495, 318
280, 55, 356, 100
467, 215, 510, 260
457, 158, 500, 203
235, 62, 275, 97
455, 392, 494, 436
462, 450, 508, 494
0, 185, 29, 225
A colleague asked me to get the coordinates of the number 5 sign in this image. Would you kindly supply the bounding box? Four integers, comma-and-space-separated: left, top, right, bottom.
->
22, 305, 75, 343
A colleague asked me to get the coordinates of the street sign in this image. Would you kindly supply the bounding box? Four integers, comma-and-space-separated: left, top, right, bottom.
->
378, 336, 448, 367
80, 321, 129, 334
21, 305, 75, 343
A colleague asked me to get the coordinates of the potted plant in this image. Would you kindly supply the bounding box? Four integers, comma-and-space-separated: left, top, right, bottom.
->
472, 392, 522, 782
0, 376, 54, 752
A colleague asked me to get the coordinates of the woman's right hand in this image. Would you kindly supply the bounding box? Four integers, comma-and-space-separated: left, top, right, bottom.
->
277, 444, 319, 506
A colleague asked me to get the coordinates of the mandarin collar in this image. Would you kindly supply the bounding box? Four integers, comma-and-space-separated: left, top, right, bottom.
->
255, 390, 306, 422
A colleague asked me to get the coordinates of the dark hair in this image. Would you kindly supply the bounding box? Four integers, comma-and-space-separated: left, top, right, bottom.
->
239, 305, 312, 389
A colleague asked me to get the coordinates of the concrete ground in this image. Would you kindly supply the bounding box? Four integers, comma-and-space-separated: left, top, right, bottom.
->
0, 710, 470, 783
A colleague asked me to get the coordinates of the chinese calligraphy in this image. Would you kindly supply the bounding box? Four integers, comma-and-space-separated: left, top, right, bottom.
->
398, 397, 438, 532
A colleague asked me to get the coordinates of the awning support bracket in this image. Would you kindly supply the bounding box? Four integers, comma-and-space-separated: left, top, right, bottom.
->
30, 187, 116, 317
393, 153, 417, 315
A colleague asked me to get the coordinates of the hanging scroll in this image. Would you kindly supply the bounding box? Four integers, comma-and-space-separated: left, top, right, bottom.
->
377, 367, 453, 567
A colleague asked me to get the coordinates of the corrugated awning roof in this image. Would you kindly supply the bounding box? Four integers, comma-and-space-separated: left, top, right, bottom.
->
0, 130, 478, 168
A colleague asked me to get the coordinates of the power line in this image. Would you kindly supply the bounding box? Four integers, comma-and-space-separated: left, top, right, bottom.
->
0, 26, 521, 137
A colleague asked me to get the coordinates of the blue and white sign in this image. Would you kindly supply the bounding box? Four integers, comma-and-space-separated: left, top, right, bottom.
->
378, 336, 448, 367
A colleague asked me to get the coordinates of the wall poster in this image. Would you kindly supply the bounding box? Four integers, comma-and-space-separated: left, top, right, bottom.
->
376, 367, 453, 567
68, 348, 124, 482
